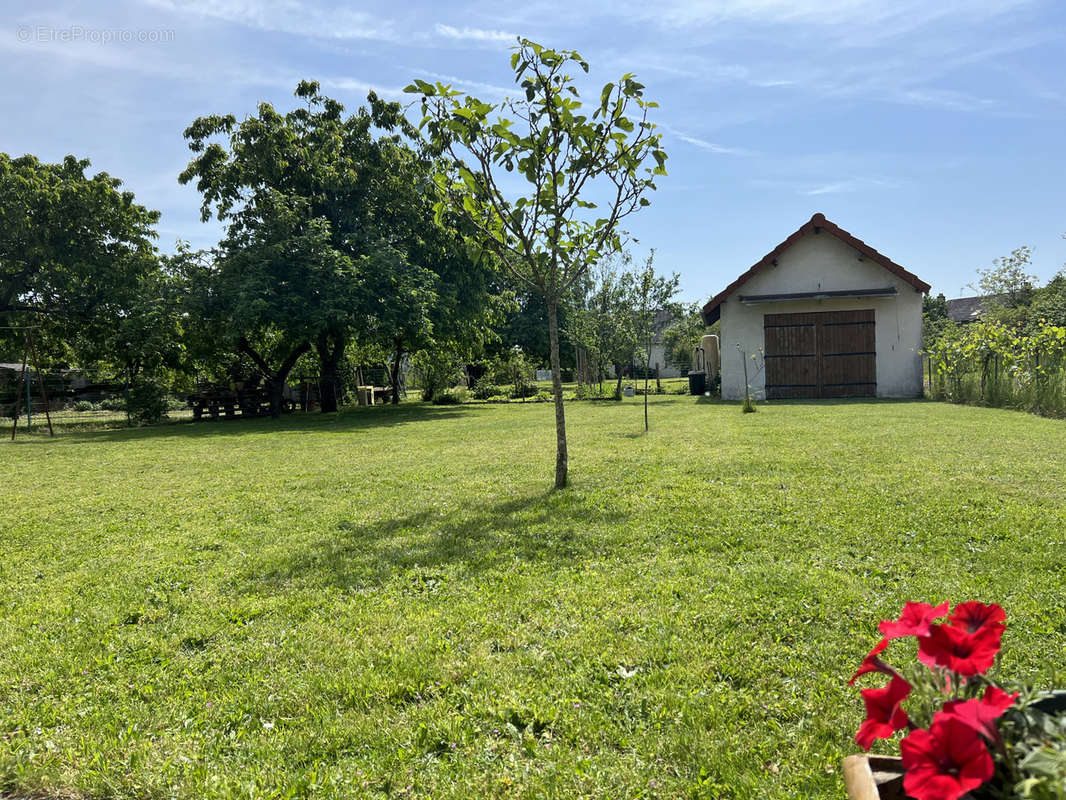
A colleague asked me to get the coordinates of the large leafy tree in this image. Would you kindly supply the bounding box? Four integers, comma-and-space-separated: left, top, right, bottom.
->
0, 153, 160, 357
362, 144, 503, 404
180, 82, 416, 412
181, 82, 498, 412
971, 246, 1039, 311
489, 292, 576, 369
410, 39, 665, 488
210, 191, 358, 415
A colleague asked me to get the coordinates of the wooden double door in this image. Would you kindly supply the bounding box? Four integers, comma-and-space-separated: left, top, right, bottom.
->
763, 309, 876, 399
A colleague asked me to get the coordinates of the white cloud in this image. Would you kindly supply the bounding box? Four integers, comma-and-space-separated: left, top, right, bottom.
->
660, 124, 752, 156
800, 177, 901, 196
139, 0, 401, 41
433, 24, 517, 44
802, 181, 855, 196
893, 88, 996, 112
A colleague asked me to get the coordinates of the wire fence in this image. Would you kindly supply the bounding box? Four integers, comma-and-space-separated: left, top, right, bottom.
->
2, 363, 405, 438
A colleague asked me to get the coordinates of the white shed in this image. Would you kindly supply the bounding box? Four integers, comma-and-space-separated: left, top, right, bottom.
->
702, 213, 930, 401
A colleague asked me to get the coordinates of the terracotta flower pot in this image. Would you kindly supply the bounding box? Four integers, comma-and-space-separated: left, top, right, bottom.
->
842, 755, 906, 799
842, 755, 977, 800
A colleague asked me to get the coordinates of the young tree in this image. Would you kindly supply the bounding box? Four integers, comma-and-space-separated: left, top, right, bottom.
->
410, 39, 666, 488
971, 246, 1038, 310
568, 256, 641, 399
631, 252, 680, 431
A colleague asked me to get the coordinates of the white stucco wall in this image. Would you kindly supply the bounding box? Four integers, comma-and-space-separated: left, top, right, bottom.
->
644, 344, 683, 378
719, 231, 924, 401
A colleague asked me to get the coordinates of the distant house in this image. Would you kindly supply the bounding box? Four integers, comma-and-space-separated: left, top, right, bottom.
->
702, 213, 930, 401
637, 308, 684, 378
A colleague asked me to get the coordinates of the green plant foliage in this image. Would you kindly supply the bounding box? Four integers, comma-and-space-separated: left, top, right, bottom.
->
0, 153, 160, 355
1004, 690, 1066, 799
127, 378, 170, 425
411, 348, 465, 401
661, 303, 707, 374
927, 320, 1066, 416
97, 396, 126, 412
431, 386, 469, 405
471, 382, 508, 400
480, 347, 537, 398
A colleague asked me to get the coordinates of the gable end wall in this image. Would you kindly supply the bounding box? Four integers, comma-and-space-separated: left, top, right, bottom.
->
720, 232, 924, 400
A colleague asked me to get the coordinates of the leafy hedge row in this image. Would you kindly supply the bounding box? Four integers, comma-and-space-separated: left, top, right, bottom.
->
927, 320, 1066, 416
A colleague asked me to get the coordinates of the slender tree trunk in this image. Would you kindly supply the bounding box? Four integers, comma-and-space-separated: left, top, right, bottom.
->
390, 339, 403, 405
547, 295, 568, 489
644, 342, 651, 432
614, 362, 623, 400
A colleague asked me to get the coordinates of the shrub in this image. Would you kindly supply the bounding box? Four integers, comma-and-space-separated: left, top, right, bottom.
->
98, 396, 126, 412
432, 387, 469, 405
410, 349, 465, 402
532, 390, 552, 402
485, 394, 511, 404
480, 347, 537, 398
128, 378, 170, 425
73, 400, 96, 412
472, 382, 508, 400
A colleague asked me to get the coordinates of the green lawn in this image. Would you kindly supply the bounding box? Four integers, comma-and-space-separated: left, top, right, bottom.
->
2, 397, 1064, 799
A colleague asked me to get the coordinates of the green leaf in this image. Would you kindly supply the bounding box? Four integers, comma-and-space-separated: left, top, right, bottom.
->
600, 83, 614, 108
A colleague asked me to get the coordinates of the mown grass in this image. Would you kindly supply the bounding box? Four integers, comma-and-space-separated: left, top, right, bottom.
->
1, 397, 1064, 799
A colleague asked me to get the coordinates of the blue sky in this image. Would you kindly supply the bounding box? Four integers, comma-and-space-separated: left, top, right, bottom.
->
4, 0, 1065, 303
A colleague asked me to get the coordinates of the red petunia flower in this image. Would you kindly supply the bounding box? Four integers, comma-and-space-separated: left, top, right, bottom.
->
941, 686, 1019, 742
848, 638, 891, 685
879, 601, 950, 640
948, 602, 1006, 642
917, 623, 1001, 676
900, 717, 994, 800
855, 675, 911, 751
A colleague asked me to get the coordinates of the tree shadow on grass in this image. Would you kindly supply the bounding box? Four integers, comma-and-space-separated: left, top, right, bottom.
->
8, 402, 478, 446
239, 489, 628, 595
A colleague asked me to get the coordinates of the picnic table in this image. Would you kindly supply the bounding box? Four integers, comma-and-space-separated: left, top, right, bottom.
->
187, 385, 288, 420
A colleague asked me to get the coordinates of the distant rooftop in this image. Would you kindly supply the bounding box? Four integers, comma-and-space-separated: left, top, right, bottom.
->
945, 295, 993, 324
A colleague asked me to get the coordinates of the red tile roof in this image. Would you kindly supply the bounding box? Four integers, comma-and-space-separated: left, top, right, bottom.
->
701, 213, 930, 325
